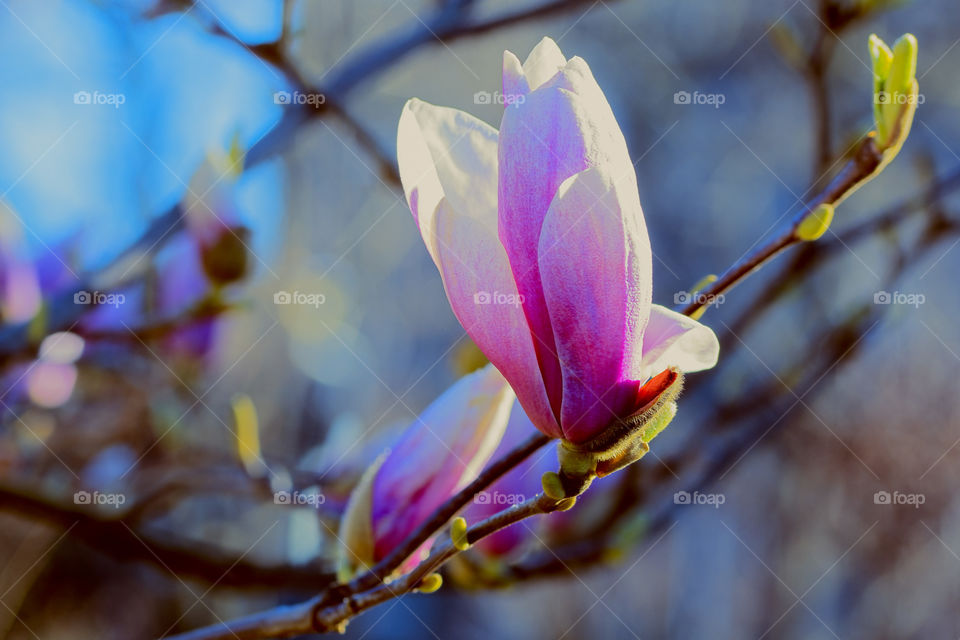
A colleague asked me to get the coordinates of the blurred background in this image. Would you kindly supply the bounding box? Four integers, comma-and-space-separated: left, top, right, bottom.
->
0, 0, 958, 638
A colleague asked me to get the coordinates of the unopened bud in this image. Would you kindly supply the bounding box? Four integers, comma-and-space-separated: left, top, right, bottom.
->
451, 517, 470, 551
417, 573, 443, 593
796, 204, 835, 242
541, 471, 566, 500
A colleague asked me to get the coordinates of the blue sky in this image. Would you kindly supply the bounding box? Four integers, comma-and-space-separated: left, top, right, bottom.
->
0, 0, 286, 270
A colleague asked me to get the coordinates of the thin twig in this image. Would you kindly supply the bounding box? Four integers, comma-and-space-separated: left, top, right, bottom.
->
679, 136, 884, 317
0, 481, 334, 590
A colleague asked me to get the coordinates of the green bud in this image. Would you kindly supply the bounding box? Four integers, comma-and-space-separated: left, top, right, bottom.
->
417, 573, 443, 593
874, 33, 919, 152
690, 273, 717, 295
541, 471, 567, 500
868, 34, 893, 82
554, 497, 577, 511
887, 34, 918, 97
451, 517, 470, 551
796, 203, 835, 242
870, 34, 894, 139
639, 401, 678, 443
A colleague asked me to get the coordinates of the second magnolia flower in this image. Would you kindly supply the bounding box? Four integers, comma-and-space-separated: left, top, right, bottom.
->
398, 37, 719, 444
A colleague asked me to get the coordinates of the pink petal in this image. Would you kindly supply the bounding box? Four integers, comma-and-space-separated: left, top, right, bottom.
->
397, 98, 557, 437
433, 199, 559, 438
371, 364, 514, 561
538, 167, 652, 443
502, 50, 528, 99
498, 50, 638, 424
639, 305, 720, 378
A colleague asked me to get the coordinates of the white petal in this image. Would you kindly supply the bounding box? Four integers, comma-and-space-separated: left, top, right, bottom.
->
397, 98, 499, 265
521, 37, 567, 91
502, 50, 528, 98
640, 304, 720, 378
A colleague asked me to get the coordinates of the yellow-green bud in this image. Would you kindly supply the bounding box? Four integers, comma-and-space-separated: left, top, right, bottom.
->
796, 204, 835, 242
639, 401, 678, 443
451, 517, 470, 551
869, 34, 893, 82
418, 573, 443, 593
874, 33, 919, 152
541, 471, 567, 500
887, 34, 918, 97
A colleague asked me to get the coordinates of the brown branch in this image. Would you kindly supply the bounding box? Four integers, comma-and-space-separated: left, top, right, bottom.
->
679, 135, 884, 317
720, 165, 960, 343
167, 493, 561, 640
0, 481, 334, 590
245, 0, 603, 168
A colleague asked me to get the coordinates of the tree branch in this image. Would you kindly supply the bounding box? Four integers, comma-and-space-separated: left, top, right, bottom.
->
167, 493, 562, 640
678, 136, 884, 317
0, 481, 335, 590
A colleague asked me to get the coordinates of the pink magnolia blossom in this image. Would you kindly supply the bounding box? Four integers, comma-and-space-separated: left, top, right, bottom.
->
398, 37, 719, 444
339, 364, 515, 577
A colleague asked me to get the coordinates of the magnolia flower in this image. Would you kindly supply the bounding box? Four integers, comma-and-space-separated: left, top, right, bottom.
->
398, 37, 719, 445
338, 364, 515, 578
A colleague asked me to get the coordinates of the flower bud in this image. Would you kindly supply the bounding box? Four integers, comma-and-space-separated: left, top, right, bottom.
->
337, 364, 514, 580
796, 204, 835, 242
183, 147, 249, 286
451, 517, 470, 551
417, 573, 443, 593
